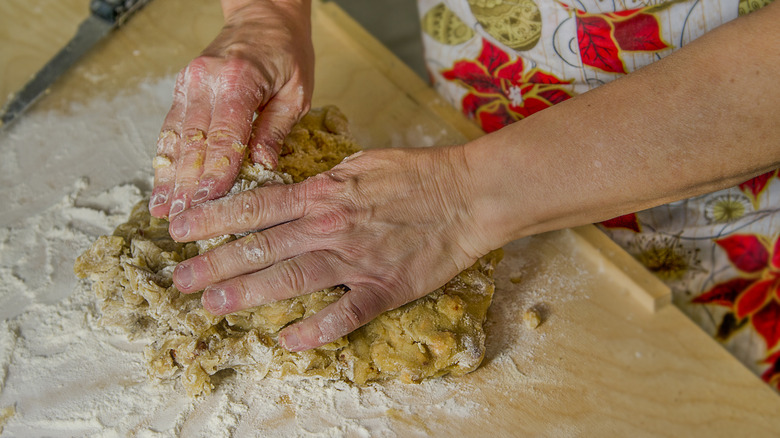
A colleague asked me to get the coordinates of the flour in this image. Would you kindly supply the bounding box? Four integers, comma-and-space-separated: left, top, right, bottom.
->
0, 177, 580, 436
0, 78, 175, 227
0, 77, 590, 436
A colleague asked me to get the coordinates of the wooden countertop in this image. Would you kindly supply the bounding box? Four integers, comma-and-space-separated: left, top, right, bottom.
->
1, 0, 778, 435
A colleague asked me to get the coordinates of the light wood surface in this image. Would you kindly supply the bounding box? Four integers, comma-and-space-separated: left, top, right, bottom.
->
1, 0, 778, 436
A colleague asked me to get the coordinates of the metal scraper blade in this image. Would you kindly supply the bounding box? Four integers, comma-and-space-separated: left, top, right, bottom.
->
0, 15, 113, 128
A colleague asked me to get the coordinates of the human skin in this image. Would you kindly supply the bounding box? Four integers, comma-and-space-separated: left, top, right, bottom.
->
149, 0, 313, 219
159, 1, 780, 351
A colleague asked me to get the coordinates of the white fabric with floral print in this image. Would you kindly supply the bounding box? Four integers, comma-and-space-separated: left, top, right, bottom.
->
417, 0, 780, 389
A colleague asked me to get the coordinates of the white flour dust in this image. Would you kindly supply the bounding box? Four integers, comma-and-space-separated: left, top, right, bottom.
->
0, 77, 175, 227
0, 179, 583, 436
0, 78, 591, 436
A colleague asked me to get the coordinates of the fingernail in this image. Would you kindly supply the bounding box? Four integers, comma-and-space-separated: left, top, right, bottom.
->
203, 287, 229, 314
280, 329, 301, 351
174, 263, 194, 289
170, 215, 190, 239
192, 187, 210, 203
192, 180, 214, 203
169, 199, 185, 216
252, 148, 277, 170
149, 192, 168, 208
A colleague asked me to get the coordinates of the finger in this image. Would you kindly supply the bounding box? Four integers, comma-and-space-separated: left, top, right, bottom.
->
168, 182, 307, 242
200, 251, 341, 315
173, 222, 311, 293
249, 81, 310, 169
278, 287, 392, 351
149, 130, 180, 218
149, 72, 187, 218
170, 62, 214, 217
193, 73, 265, 206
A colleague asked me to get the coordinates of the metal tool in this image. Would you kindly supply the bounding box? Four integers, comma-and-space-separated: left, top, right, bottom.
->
0, 0, 152, 128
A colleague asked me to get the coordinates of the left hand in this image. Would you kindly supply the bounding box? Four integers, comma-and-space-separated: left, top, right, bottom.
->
168, 147, 491, 351
149, 0, 314, 219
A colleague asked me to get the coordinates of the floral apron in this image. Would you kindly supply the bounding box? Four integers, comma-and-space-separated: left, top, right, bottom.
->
417, 0, 779, 389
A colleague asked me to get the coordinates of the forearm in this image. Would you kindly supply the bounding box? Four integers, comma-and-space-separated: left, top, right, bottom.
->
461, 1, 780, 251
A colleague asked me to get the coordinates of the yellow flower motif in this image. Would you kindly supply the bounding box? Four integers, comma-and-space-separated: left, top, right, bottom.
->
632, 235, 700, 282
704, 194, 749, 224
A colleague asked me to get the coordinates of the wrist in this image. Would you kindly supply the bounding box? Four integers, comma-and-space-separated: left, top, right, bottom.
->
439, 143, 517, 257
456, 135, 543, 251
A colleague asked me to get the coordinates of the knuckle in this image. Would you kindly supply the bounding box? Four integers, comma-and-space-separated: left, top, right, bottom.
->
181, 128, 206, 146
222, 57, 261, 83
222, 43, 259, 63
337, 294, 368, 329
302, 174, 338, 201
300, 177, 360, 237
199, 252, 225, 283
278, 260, 307, 294
373, 271, 414, 306
187, 57, 210, 79
236, 278, 259, 308
311, 208, 353, 236
221, 56, 251, 74
230, 191, 264, 227
207, 128, 243, 147
156, 128, 178, 143
220, 82, 265, 109
240, 233, 268, 265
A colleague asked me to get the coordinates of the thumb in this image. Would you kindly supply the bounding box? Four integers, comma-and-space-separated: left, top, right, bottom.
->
278, 287, 391, 351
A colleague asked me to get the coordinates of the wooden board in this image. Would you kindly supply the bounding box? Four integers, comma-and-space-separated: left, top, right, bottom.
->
1, 0, 778, 435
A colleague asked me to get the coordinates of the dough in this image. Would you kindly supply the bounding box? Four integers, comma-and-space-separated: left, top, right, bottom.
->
523, 307, 542, 329
75, 106, 503, 397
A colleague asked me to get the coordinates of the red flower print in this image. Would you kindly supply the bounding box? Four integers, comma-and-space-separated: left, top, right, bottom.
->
694, 234, 780, 350
692, 278, 755, 307
561, 3, 671, 74
717, 234, 770, 274
600, 213, 641, 232
441, 39, 574, 133
761, 350, 780, 390
739, 169, 779, 208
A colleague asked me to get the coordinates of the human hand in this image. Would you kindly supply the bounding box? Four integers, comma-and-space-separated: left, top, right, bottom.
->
167, 147, 493, 351
149, 0, 314, 219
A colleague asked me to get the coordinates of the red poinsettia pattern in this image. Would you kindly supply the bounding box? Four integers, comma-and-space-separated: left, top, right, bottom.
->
564, 4, 671, 74
762, 350, 780, 388
739, 169, 780, 208
694, 233, 780, 387
600, 213, 641, 232
441, 39, 574, 133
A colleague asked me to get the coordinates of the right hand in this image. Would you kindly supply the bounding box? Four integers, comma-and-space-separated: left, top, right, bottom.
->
149, 0, 314, 219
166, 146, 495, 352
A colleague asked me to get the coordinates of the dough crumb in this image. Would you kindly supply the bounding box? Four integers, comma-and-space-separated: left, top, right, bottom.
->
523, 307, 542, 330
0, 405, 15, 434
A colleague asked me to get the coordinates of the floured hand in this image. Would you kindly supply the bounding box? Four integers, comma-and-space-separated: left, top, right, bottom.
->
149, 0, 314, 219
168, 147, 493, 351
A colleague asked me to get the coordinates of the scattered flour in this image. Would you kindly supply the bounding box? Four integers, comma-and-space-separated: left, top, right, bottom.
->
0, 78, 593, 437
0, 178, 588, 436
